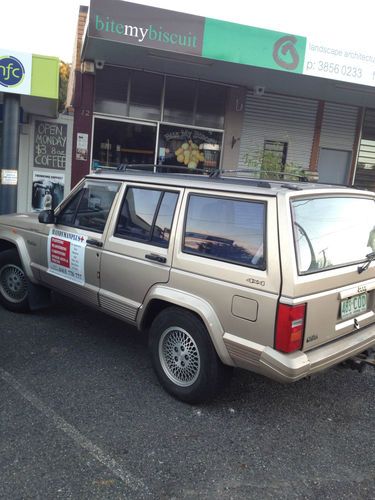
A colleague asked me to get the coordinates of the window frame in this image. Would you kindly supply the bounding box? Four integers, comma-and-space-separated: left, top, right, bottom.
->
291, 195, 375, 276
263, 140, 288, 170
55, 181, 121, 234
182, 193, 267, 270
114, 185, 179, 248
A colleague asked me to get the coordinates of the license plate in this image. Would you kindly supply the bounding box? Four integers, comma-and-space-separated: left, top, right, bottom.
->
341, 293, 367, 320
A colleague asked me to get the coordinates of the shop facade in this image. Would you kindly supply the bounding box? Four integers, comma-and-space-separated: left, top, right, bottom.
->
0, 50, 74, 214
68, 0, 375, 189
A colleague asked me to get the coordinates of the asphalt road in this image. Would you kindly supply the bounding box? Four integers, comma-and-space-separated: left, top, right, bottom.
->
0, 294, 374, 499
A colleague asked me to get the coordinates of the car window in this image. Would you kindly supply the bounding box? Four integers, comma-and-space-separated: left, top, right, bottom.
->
292, 196, 375, 273
115, 187, 178, 247
57, 181, 120, 233
152, 192, 179, 246
183, 194, 266, 269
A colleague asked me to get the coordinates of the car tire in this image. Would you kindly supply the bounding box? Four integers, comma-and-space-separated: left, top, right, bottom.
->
0, 249, 30, 312
149, 306, 231, 403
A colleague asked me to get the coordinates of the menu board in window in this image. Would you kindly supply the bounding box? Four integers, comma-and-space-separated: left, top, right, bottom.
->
158, 125, 222, 173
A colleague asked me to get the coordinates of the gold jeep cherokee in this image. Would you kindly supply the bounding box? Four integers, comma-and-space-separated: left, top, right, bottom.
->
1, 168, 375, 403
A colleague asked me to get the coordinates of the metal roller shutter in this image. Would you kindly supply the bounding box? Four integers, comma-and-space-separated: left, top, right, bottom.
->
238, 92, 318, 170
320, 103, 359, 151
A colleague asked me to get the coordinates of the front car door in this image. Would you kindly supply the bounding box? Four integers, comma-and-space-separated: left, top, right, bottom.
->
38, 179, 122, 306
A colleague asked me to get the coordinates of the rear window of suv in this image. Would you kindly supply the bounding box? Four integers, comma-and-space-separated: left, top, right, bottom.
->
183, 194, 266, 269
292, 196, 375, 274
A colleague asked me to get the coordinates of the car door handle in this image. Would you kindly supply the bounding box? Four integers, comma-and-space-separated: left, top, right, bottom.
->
145, 253, 167, 264
86, 239, 103, 248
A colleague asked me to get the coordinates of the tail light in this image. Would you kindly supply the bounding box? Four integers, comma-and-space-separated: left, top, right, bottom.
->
275, 303, 306, 353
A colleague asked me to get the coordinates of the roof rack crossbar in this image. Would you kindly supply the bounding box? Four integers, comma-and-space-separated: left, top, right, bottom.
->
94, 163, 210, 175
218, 168, 309, 182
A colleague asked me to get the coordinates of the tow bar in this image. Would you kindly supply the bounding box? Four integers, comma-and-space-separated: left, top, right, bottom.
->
342, 349, 375, 373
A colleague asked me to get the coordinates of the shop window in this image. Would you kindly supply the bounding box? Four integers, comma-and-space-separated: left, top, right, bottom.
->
183, 195, 266, 269
129, 71, 163, 121
95, 66, 130, 116
92, 118, 156, 168
195, 82, 226, 129
164, 77, 196, 125
158, 124, 222, 173
115, 187, 178, 247
263, 140, 288, 170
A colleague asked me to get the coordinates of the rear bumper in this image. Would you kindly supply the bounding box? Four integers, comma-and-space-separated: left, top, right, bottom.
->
223, 323, 375, 382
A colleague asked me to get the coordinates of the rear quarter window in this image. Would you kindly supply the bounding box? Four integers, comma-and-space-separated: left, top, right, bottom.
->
183, 194, 266, 269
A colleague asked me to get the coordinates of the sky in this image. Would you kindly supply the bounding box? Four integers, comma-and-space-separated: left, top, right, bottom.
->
2, 0, 374, 63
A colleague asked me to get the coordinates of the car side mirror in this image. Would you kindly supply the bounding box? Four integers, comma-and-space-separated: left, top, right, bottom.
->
38, 210, 56, 224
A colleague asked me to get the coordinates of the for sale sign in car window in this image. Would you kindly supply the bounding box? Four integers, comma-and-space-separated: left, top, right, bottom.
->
48, 228, 87, 284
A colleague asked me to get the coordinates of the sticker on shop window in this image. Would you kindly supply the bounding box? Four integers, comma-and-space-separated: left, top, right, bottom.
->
47, 228, 87, 284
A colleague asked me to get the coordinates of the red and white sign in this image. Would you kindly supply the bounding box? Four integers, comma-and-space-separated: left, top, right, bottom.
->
50, 237, 70, 267
48, 228, 86, 284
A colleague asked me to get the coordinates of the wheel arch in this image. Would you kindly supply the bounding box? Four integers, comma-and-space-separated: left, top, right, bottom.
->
0, 236, 35, 282
138, 286, 234, 366
0, 239, 17, 253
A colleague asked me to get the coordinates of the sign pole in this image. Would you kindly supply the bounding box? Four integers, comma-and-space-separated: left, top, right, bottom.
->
0, 93, 20, 215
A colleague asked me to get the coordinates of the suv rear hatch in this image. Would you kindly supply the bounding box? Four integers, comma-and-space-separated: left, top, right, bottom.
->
278, 189, 375, 352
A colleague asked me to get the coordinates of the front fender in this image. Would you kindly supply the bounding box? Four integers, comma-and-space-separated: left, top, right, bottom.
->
139, 285, 234, 366
0, 231, 37, 283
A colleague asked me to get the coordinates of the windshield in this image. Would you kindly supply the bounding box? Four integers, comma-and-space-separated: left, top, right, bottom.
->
291, 196, 375, 274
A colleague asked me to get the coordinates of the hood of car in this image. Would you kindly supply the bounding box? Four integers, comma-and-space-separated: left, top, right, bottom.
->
0, 212, 41, 231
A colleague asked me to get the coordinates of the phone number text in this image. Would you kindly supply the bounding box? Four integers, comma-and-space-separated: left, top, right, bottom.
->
306, 60, 363, 79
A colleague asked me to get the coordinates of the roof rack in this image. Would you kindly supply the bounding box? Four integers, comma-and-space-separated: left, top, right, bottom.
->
210, 168, 309, 182
93, 163, 210, 175
92, 163, 309, 185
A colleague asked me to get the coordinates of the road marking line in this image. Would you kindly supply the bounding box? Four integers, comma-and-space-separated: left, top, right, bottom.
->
0, 367, 150, 495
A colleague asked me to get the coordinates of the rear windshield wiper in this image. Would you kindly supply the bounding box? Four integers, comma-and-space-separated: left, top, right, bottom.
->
358, 251, 375, 274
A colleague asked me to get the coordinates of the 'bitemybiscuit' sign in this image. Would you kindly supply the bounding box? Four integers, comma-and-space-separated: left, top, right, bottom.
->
89, 0, 204, 56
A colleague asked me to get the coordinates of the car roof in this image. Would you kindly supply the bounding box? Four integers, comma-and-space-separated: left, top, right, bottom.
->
86, 169, 373, 198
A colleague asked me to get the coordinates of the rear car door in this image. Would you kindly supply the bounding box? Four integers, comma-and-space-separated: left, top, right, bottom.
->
172, 189, 282, 349
99, 183, 182, 322
279, 191, 375, 351
38, 179, 121, 306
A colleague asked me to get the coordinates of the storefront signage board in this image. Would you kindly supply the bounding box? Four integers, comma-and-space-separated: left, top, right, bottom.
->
0, 51, 59, 98
303, 38, 375, 87
202, 20, 306, 74
89, 0, 204, 56
87, 0, 375, 88
0, 50, 32, 95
